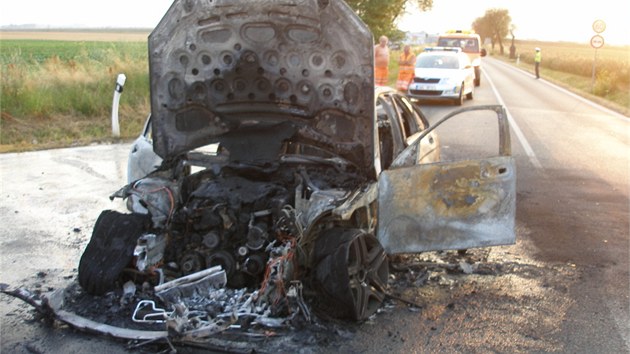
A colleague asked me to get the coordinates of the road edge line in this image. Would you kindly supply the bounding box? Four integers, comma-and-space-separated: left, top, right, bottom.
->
490, 58, 630, 122
482, 66, 544, 170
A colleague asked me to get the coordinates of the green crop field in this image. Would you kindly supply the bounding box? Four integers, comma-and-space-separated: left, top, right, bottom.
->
0, 39, 147, 63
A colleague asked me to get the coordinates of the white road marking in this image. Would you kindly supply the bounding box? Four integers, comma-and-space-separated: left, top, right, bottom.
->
491, 59, 629, 122
482, 67, 544, 170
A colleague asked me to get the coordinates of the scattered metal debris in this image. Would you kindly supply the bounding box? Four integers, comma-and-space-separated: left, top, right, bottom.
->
132, 300, 168, 324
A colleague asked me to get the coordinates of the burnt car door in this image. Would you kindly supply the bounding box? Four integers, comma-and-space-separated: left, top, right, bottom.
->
377, 105, 515, 254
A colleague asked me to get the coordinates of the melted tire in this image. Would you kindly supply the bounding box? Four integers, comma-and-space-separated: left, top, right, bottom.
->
314, 228, 389, 321
78, 210, 149, 295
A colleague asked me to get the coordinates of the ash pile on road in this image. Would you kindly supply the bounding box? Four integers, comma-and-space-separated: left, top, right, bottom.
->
60, 279, 345, 353
2, 263, 356, 353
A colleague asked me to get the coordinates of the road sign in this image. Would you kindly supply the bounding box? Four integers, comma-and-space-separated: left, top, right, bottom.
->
592, 20, 606, 33
590, 32, 605, 93
590, 35, 605, 49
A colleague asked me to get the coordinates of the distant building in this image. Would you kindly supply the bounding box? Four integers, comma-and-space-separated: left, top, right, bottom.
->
404, 31, 439, 45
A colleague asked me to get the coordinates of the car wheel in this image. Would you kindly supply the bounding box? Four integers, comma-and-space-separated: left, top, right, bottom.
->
466, 86, 474, 100
314, 228, 389, 320
454, 83, 464, 106
78, 210, 150, 295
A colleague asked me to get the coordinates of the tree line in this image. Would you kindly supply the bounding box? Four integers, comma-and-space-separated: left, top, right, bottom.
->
345, 0, 512, 51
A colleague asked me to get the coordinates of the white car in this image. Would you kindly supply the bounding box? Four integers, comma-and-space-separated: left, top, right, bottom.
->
407, 48, 475, 105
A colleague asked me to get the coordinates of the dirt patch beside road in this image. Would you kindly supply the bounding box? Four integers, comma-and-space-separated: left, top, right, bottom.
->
0, 30, 150, 42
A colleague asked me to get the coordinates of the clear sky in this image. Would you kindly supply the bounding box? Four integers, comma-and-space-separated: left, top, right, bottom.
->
1, 0, 628, 45
399, 0, 630, 45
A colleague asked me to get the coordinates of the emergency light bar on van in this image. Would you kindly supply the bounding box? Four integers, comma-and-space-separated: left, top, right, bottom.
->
423, 47, 462, 53
445, 29, 476, 34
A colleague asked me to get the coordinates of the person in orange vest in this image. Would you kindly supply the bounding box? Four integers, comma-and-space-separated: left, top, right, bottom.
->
396, 45, 416, 91
374, 35, 390, 86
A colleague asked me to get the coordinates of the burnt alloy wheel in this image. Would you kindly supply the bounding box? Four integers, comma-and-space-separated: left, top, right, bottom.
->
314, 228, 389, 321
78, 210, 150, 295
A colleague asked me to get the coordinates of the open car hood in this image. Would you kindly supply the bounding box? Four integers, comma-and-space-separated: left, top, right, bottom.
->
149, 0, 375, 172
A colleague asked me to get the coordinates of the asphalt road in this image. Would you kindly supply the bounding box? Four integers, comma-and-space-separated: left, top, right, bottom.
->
1, 57, 628, 353
418, 57, 630, 353
486, 57, 629, 353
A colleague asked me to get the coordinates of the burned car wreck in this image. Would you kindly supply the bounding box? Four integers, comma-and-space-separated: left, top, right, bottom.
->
2, 0, 516, 348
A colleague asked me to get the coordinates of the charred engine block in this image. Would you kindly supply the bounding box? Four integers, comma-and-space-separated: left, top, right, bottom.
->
164, 174, 295, 288
119, 160, 364, 290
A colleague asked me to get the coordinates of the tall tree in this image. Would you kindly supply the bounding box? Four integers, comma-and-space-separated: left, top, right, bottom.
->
345, 0, 433, 41
472, 8, 511, 55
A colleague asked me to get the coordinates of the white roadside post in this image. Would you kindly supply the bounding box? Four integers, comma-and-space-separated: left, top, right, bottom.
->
590, 20, 606, 93
111, 73, 127, 138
